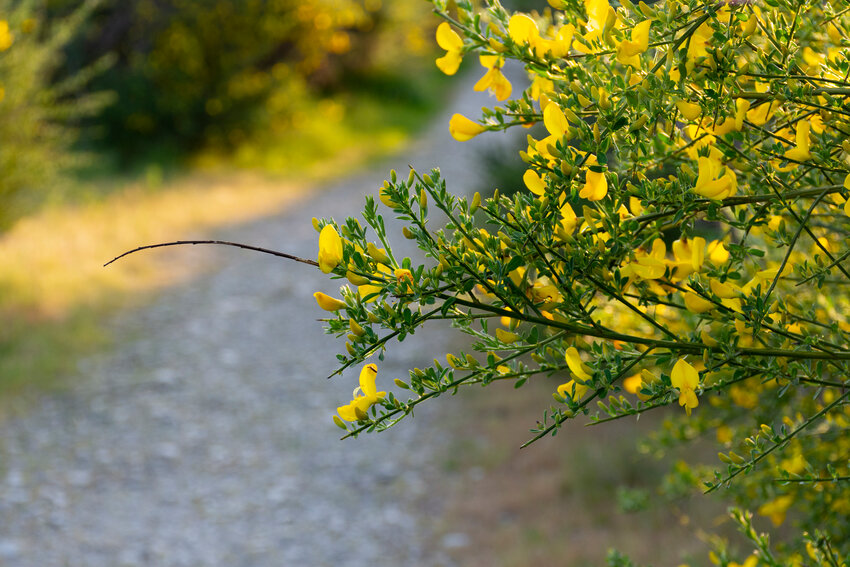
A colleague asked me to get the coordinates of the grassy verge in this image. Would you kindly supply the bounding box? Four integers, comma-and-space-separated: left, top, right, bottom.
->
432, 378, 731, 567
0, 61, 452, 406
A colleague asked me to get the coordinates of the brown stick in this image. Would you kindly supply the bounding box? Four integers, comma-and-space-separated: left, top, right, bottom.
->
104, 240, 319, 268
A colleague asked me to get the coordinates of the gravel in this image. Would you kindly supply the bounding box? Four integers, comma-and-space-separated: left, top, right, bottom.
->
0, 66, 527, 567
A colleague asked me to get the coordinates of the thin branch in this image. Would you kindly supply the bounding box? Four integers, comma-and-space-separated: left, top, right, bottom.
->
104, 240, 319, 268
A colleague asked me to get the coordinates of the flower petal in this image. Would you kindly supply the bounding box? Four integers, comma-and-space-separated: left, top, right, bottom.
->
314, 292, 347, 312
523, 169, 546, 196
436, 22, 463, 51
436, 51, 462, 75
318, 225, 343, 273
449, 113, 486, 142
359, 363, 379, 397
565, 347, 593, 381
671, 359, 699, 390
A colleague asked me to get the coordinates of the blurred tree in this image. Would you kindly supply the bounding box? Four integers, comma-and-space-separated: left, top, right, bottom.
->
51, 0, 420, 162
0, 0, 111, 229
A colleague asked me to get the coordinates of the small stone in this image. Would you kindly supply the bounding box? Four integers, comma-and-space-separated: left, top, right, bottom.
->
0, 540, 21, 560
441, 532, 470, 549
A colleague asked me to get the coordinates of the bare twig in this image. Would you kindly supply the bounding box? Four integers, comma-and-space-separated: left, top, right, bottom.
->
104, 240, 319, 268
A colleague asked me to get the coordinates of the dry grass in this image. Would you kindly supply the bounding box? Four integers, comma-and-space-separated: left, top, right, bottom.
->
0, 170, 308, 319
433, 378, 731, 567
0, 170, 314, 404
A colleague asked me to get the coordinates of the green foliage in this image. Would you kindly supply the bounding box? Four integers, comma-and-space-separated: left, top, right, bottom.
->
0, 0, 110, 228
311, 0, 850, 563
56, 0, 435, 161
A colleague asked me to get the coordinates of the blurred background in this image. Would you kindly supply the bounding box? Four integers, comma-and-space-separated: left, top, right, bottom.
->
0, 1, 727, 565
0, 0, 447, 391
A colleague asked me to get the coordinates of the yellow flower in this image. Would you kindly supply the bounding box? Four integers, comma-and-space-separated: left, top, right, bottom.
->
782, 119, 813, 164
585, 0, 613, 34
574, 0, 615, 53
729, 555, 759, 567
671, 237, 706, 279
508, 14, 543, 53
734, 98, 750, 130
0, 20, 14, 51
318, 224, 343, 273
624, 372, 653, 401
623, 373, 643, 394
435, 22, 464, 75
706, 240, 729, 264
565, 346, 593, 381
683, 291, 714, 313
473, 55, 512, 101
580, 155, 607, 201
616, 20, 650, 67
529, 279, 562, 309
530, 76, 555, 102
449, 113, 486, 142
556, 200, 577, 240
709, 278, 740, 299
716, 424, 733, 444
337, 364, 387, 422
533, 103, 572, 162
394, 268, 414, 292
621, 238, 667, 280
693, 155, 736, 200
495, 328, 520, 344
523, 169, 546, 196
359, 262, 392, 302
670, 359, 699, 416
366, 242, 391, 265
544, 103, 570, 137
686, 20, 713, 71
758, 495, 794, 527
675, 100, 702, 121
548, 23, 576, 58
746, 84, 778, 125
557, 379, 589, 401
314, 291, 347, 312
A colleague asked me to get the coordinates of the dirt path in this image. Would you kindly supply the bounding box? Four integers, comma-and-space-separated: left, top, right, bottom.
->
0, 67, 526, 566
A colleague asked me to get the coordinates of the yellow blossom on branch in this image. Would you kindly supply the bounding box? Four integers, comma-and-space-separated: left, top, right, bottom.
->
676, 100, 702, 121
318, 224, 343, 273
776, 120, 813, 170
565, 346, 593, 381
523, 169, 546, 196
337, 363, 386, 422
435, 22, 463, 75
473, 55, 512, 101
580, 155, 607, 201
314, 291, 347, 312
449, 113, 486, 142
671, 237, 706, 279
693, 155, 737, 200
616, 20, 651, 67
670, 359, 700, 416
508, 13, 544, 54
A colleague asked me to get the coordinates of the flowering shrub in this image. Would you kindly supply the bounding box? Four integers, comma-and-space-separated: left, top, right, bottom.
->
312, 0, 850, 562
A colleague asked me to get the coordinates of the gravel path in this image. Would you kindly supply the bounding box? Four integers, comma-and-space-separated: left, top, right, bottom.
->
0, 67, 526, 566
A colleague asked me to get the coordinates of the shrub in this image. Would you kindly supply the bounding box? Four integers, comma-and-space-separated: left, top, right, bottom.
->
58, 0, 435, 161
310, 0, 850, 563
0, 0, 110, 228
